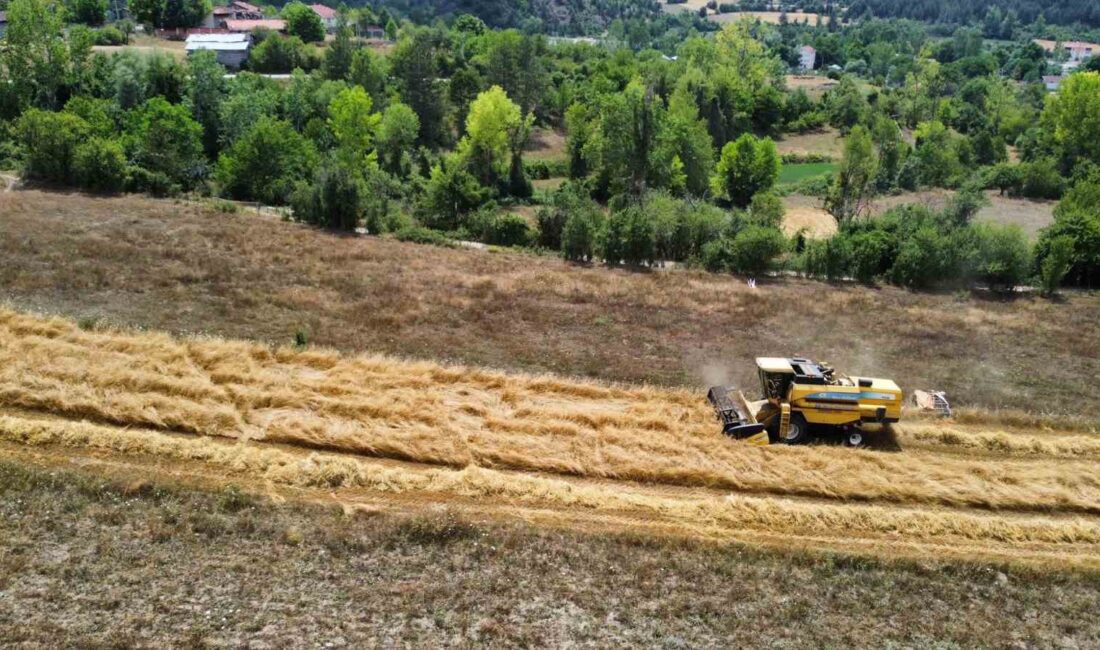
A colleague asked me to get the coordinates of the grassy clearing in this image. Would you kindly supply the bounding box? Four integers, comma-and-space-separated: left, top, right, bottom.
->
779, 162, 837, 185
3, 458, 1098, 647
775, 127, 845, 158
2, 190, 1096, 420
871, 189, 1056, 240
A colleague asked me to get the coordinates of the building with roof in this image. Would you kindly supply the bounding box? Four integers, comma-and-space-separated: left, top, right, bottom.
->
225, 19, 287, 33
799, 45, 817, 71
1043, 75, 1064, 92
202, 0, 265, 29
309, 4, 339, 32
0, 12, 8, 39
186, 33, 252, 69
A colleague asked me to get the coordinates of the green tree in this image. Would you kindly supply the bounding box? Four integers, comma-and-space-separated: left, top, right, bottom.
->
1043, 72, 1100, 166
283, 2, 325, 43
63, 95, 115, 136
825, 125, 879, 223
126, 97, 205, 189
603, 206, 657, 267
15, 109, 89, 183
73, 137, 127, 193
482, 30, 547, 117
827, 76, 869, 132
1039, 235, 1074, 296
249, 35, 315, 74
323, 25, 354, 81
419, 155, 490, 230
216, 117, 319, 205
158, 0, 210, 29
390, 28, 447, 147
384, 17, 398, 41
328, 86, 380, 167
561, 208, 604, 262
749, 191, 784, 228
461, 85, 528, 188
218, 73, 281, 146
349, 48, 389, 110
3, 0, 71, 109
67, 0, 107, 25
376, 102, 419, 177
729, 226, 785, 275
971, 223, 1031, 291
913, 121, 962, 188
129, 0, 165, 26
710, 134, 780, 207
185, 50, 227, 157
291, 161, 364, 231
662, 87, 715, 197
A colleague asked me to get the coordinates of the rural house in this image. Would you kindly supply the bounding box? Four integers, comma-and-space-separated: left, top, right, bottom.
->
309, 4, 339, 32
799, 45, 816, 70
1043, 75, 1064, 92
185, 32, 252, 69
362, 24, 386, 40
224, 19, 287, 33
202, 0, 264, 28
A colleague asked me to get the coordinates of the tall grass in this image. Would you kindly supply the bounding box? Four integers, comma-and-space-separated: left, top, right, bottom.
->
2, 308, 1099, 516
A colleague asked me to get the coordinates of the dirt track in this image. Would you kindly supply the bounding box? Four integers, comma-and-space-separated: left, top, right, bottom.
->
2, 308, 1099, 570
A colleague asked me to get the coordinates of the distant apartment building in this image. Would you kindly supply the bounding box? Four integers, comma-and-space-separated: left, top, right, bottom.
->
798, 45, 817, 71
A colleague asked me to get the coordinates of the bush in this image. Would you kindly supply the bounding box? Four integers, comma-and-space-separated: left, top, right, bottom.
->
1039, 235, 1075, 295
1018, 158, 1065, 200
467, 210, 533, 247
889, 226, 949, 289
15, 109, 90, 184
283, 2, 326, 43
216, 117, 319, 205
561, 209, 604, 262
291, 162, 364, 231
395, 225, 454, 247
93, 26, 127, 45
72, 137, 127, 193
603, 206, 656, 266
727, 226, 786, 275
701, 237, 736, 272
249, 36, 318, 74
970, 223, 1031, 291
524, 158, 570, 180
125, 166, 177, 196
847, 229, 894, 283
748, 191, 784, 228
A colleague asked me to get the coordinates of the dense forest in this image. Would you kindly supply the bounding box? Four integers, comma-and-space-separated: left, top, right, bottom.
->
1, 0, 1099, 290
846, 0, 1100, 30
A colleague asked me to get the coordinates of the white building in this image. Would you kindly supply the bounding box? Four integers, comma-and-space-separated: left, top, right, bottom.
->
186, 33, 252, 70
1043, 75, 1064, 92
799, 45, 817, 71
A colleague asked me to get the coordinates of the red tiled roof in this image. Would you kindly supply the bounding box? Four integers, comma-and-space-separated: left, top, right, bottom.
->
231, 0, 261, 11
309, 4, 337, 19
225, 19, 286, 32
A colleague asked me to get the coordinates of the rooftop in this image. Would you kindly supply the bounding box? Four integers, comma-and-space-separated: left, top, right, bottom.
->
309, 4, 337, 18
186, 33, 251, 51
225, 19, 286, 32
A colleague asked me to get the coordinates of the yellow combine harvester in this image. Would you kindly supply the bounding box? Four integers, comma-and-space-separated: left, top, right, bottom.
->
707, 357, 902, 447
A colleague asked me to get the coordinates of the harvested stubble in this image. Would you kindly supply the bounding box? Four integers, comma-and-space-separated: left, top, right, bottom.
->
1, 308, 1099, 517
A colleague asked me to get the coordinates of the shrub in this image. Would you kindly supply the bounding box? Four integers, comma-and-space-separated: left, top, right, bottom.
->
93, 26, 127, 45
291, 162, 364, 231
1018, 158, 1065, 200
283, 2, 326, 43
467, 210, 533, 247
15, 109, 90, 184
125, 166, 177, 196
889, 226, 949, 289
728, 226, 786, 275
216, 117, 319, 205
748, 191, 784, 228
847, 229, 894, 283
603, 206, 656, 266
73, 137, 127, 193
1039, 235, 1075, 295
395, 225, 454, 247
971, 223, 1031, 291
561, 209, 604, 262
701, 237, 736, 272
250, 36, 317, 74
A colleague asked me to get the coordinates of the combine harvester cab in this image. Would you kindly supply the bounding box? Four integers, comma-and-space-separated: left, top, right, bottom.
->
709, 357, 903, 447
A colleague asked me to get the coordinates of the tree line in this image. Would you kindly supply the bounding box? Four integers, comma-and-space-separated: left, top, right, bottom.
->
1, 0, 1098, 291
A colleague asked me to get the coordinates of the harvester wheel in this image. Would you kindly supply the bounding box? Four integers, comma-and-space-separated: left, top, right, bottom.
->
844, 430, 865, 447
780, 413, 810, 445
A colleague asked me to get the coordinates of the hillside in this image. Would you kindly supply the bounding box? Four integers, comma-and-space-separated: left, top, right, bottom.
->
2, 190, 1098, 421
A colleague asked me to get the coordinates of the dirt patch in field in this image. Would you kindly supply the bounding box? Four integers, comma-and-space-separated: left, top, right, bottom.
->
776, 128, 845, 159
524, 127, 568, 162
782, 195, 837, 238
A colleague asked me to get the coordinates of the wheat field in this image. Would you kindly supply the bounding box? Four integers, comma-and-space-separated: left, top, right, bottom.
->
2, 307, 1099, 566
